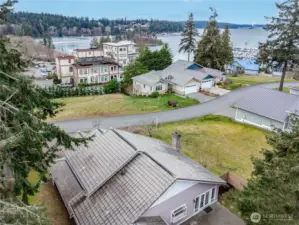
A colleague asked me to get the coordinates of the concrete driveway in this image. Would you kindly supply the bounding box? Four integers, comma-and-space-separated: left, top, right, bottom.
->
54, 82, 299, 133
187, 92, 215, 102
182, 203, 245, 225
209, 87, 231, 96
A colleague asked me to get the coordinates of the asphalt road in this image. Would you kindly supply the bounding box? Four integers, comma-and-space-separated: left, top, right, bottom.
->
54, 82, 299, 133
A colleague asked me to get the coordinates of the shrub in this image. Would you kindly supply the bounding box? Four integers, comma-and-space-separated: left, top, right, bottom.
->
104, 80, 120, 93
149, 91, 159, 98
224, 80, 232, 85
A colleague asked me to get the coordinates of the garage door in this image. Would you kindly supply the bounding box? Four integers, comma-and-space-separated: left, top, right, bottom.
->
185, 84, 198, 94
201, 79, 213, 89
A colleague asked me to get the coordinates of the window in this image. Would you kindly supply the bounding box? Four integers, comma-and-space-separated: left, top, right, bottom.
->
205, 192, 210, 205
101, 76, 105, 82
93, 68, 98, 74
83, 68, 88, 75
144, 84, 146, 88
111, 66, 114, 71
79, 69, 83, 75
200, 194, 204, 208
91, 76, 95, 83
211, 187, 216, 203
95, 76, 99, 83
69, 67, 73, 72
68, 59, 71, 64
104, 66, 108, 73
89, 52, 91, 55
171, 205, 187, 223
156, 85, 163, 91
104, 76, 108, 82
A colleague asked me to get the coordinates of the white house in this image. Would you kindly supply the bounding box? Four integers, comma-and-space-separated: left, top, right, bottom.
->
103, 41, 137, 67
132, 60, 225, 96
73, 48, 103, 58
51, 128, 226, 225
55, 56, 76, 83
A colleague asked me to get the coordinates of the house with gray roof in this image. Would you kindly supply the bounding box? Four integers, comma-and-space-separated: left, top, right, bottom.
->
234, 87, 299, 130
51, 129, 225, 225
132, 60, 225, 96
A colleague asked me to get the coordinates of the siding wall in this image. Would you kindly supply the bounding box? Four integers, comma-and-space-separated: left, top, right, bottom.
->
133, 81, 167, 96
142, 182, 219, 225
235, 108, 284, 130
172, 84, 185, 95
290, 88, 299, 96
244, 69, 259, 75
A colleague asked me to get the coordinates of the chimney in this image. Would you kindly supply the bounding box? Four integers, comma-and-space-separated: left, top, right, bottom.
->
172, 132, 181, 152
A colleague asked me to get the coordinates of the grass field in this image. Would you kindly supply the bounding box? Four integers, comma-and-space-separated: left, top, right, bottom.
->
228, 75, 294, 86
28, 171, 71, 225
49, 94, 199, 122
136, 115, 271, 179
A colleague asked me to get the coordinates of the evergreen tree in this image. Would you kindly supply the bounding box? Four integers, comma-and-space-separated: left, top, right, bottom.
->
236, 116, 299, 225
264, 0, 299, 91
46, 35, 54, 49
156, 44, 173, 70
137, 45, 172, 71
221, 24, 233, 70
194, 8, 222, 70
179, 13, 199, 61
90, 37, 99, 48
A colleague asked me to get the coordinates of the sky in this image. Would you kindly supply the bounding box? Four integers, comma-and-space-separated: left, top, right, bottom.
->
14, 0, 279, 24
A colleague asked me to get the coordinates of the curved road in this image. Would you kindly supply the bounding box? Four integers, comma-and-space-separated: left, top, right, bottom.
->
54, 82, 299, 132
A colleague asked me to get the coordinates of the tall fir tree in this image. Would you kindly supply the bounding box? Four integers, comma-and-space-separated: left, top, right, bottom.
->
221, 24, 233, 71
236, 116, 299, 225
90, 36, 99, 48
179, 13, 199, 61
194, 8, 222, 70
264, 0, 299, 91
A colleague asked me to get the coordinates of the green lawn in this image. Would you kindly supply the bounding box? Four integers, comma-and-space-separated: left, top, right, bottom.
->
49, 93, 199, 122
28, 171, 71, 225
228, 75, 294, 86
134, 115, 271, 179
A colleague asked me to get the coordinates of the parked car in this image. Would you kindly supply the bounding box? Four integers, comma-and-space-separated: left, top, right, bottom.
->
56, 83, 73, 88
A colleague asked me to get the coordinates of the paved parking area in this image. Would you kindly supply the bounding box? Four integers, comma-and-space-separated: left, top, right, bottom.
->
182, 203, 245, 225
187, 92, 215, 102
209, 87, 231, 96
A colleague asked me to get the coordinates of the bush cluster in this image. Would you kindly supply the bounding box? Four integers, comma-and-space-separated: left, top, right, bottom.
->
45, 86, 104, 98
149, 91, 160, 98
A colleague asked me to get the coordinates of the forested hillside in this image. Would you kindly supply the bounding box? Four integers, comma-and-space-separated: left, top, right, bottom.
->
1, 11, 183, 37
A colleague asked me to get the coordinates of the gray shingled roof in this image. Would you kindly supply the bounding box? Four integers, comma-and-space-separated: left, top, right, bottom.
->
50, 159, 82, 215
132, 60, 222, 87
132, 71, 165, 86
116, 130, 225, 184
71, 154, 174, 225
64, 129, 137, 194
51, 128, 225, 225
235, 87, 299, 122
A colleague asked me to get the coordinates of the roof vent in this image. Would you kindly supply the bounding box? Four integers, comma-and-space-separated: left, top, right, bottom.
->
120, 169, 127, 176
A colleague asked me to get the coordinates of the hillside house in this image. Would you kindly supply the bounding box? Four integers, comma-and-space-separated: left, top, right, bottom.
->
51, 129, 226, 225
132, 60, 225, 96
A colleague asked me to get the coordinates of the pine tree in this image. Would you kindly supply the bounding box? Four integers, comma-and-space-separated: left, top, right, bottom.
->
264, 0, 299, 91
221, 24, 233, 70
46, 35, 54, 49
236, 116, 299, 225
194, 8, 222, 70
90, 37, 99, 48
179, 13, 198, 61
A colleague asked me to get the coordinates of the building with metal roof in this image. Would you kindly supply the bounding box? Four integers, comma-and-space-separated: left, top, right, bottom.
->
228, 59, 259, 75
234, 87, 299, 130
51, 128, 225, 225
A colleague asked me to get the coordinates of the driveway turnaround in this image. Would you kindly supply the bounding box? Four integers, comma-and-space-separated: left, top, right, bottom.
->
187, 92, 215, 102
54, 82, 299, 133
